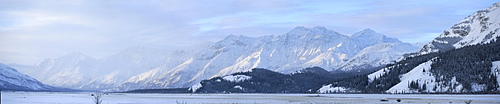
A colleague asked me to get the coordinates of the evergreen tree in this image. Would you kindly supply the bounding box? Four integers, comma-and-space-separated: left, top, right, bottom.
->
422, 83, 427, 91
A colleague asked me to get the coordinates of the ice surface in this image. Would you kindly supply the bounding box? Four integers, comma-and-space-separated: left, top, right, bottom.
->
2, 92, 500, 104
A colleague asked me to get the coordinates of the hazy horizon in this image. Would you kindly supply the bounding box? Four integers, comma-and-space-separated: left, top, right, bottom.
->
1, 0, 498, 65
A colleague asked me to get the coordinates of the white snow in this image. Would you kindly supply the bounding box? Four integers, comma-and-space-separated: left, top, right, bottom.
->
3, 92, 500, 104
471, 83, 487, 92
233, 85, 243, 90
317, 84, 358, 93
386, 59, 436, 93
118, 26, 418, 91
420, 3, 500, 54
452, 4, 500, 48
23, 26, 420, 91
386, 58, 473, 93
0, 63, 51, 90
337, 43, 420, 71
368, 67, 391, 83
189, 83, 203, 93
492, 61, 500, 90
222, 75, 251, 83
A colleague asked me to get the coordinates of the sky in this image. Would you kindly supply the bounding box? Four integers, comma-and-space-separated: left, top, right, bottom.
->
0, 0, 498, 65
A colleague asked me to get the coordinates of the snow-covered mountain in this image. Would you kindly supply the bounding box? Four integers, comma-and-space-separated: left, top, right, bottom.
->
332, 29, 402, 57
24, 26, 418, 91
79, 47, 186, 90
420, 2, 500, 54
0, 63, 54, 91
117, 27, 418, 91
337, 43, 420, 72
390, 2, 500, 93
17, 52, 98, 89
354, 2, 500, 93
17, 47, 186, 91
117, 26, 348, 90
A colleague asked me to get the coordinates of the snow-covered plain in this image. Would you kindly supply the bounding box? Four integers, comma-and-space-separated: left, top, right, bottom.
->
2, 92, 500, 104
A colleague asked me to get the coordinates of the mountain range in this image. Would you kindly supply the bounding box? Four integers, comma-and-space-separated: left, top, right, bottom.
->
14, 27, 419, 91
192, 2, 500, 93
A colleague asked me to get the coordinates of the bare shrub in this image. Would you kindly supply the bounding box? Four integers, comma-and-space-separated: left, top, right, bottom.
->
91, 92, 103, 104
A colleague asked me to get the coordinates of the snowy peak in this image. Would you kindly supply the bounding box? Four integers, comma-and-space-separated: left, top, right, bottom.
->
420, 2, 500, 54
337, 43, 420, 71
351, 28, 377, 37
31, 52, 97, 75
277, 26, 349, 49
24, 52, 99, 88
220, 34, 254, 42
214, 34, 259, 48
285, 26, 345, 38
57, 52, 97, 64
332, 29, 403, 58
350, 29, 401, 43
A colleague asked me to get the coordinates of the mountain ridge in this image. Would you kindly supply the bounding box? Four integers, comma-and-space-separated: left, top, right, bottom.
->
0, 63, 74, 91
190, 2, 500, 94
18, 26, 419, 91
419, 2, 500, 54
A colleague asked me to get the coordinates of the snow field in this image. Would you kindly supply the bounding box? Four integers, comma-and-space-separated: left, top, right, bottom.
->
386, 59, 436, 93
221, 75, 251, 83
2, 92, 500, 104
493, 61, 500, 90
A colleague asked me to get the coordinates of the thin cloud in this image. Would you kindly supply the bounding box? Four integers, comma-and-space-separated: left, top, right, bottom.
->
0, 0, 498, 65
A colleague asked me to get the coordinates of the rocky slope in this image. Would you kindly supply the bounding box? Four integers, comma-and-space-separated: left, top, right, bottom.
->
0, 63, 59, 91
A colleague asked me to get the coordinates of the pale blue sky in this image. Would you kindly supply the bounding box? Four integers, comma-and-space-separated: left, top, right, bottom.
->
0, 0, 498, 65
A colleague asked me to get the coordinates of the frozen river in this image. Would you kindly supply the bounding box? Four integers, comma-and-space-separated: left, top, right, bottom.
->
2, 92, 500, 104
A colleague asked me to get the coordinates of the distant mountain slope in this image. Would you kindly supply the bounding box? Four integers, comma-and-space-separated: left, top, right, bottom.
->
81, 47, 186, 91
336, 43, 419, 72
24, 52, 98, 89
118, 27, 418, 91
420, 2, 500, 54
0, 63, 56, 91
